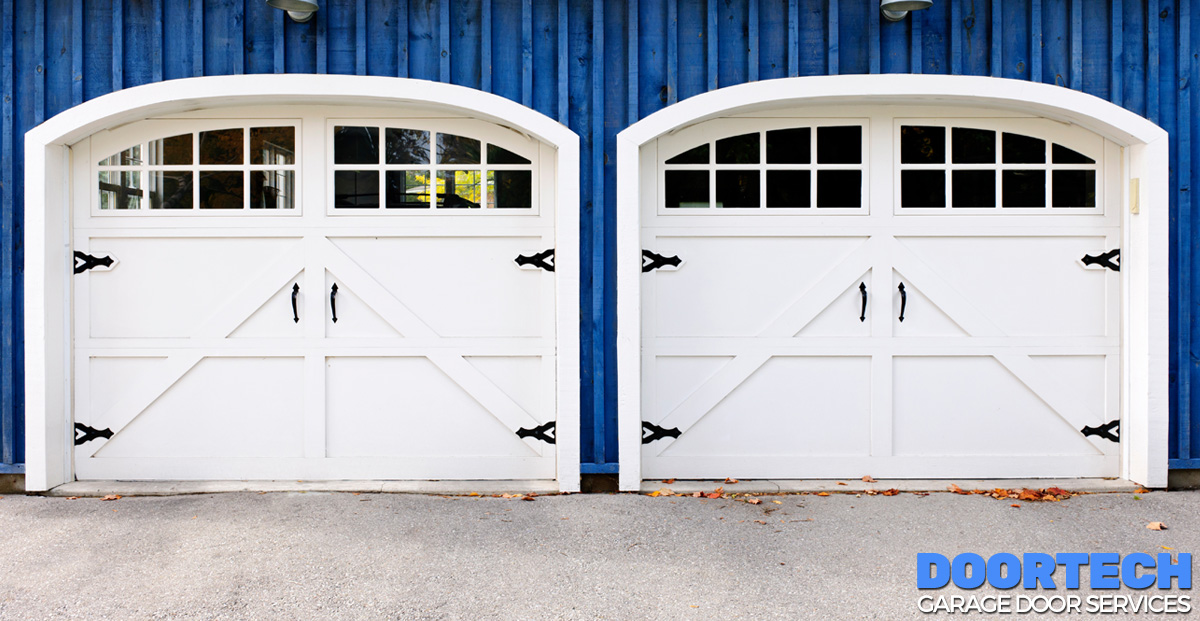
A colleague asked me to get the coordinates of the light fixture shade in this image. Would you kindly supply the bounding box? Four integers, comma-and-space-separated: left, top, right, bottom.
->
266, 0, 318, 11
881, 0, 933, 9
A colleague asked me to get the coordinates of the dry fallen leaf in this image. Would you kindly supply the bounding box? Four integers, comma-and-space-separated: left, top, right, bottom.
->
724, 478, 739, 484
1045, 487, 1071, 497
521, 495, 535, 502
754, 520, 767, 525
836, 482, 848, 486
864, 490, 878, 496
1018, 489, 1043, 502
65, 496, 80, 500
705, 487, 724, 499
1135, 488, 1151, 494
692, 491, 702, 498
881, 489, 900, 496
772, 500, 782, 505
745, 498, 762, 505
1011, 504, 1021, 508
468, 492, 480, 497
100, 494, 121, 501
948, 484, 969, 495
662, 478, 676, 484
1161, 546, 1174, 550
816, 492, 830, 497
1147, 522, 1168, 531
862, 475, 877, 483
648, 488, 672, 497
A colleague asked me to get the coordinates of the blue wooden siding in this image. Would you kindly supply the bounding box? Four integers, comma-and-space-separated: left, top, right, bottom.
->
0, 0, 1197, 474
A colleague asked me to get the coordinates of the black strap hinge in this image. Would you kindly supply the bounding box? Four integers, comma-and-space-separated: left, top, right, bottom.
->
1081, 249, 1120, 272
73, 251, 115, 274
515, 249, 555, 272
642, 250, 681, 272
642, 421, 681, 444
517, 421, 556, 444
1081, 419, 1120, 443
74, 423, 113, 445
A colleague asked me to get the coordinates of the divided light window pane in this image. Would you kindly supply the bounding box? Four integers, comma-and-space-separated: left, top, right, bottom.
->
199, 129, 244, 165
334, 126, 379, 164
387, 129, 430, 165
438, 134, 481, 164
665, 144, 709, 164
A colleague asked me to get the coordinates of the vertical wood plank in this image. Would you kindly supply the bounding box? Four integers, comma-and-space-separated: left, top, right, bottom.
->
910, 6, 922, 73
1178, 0, 1193, 459
950, 0, 962, 74
152, 0, 163, 82
718, 0, 748, 85
868, 0, 879, 74
440, 0, 450, 81
1030, 0, 1042, 81
193, 0, 204, 77
533, 0, 555, 114
72, 0, 82, 104
0, 0, 13, 466
34, 0, 44, 123
483, 0, 492, 91
1111, 0, 1123, 104
316, 0, 327, 73
357, 0, 367, 75
828, 0, 839, 75
749, 0, 759, 81
523, 0, 533, 104
1069, 0, 1082, 89
557, 0, 567, 119
1147, 0, 1159, 123
787, 0, 797, 76
274, 9, 285, 73
112, 0, 123, 90
398, 0, 409, 77
758, 0, 787, 79
629, 0, 639, 121
1080, 0, 1108, 97
667, 0, 678, 101
991, 0, 1003, 76
707, 0, 718, 88
235, 0, 245, 75
593, 0, 607, 464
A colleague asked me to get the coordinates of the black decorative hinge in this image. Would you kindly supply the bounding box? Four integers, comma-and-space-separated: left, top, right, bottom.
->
73, 251, 114, 274
642, 250, 682, 272
515, 249, 555, 272
642, 421, 682, 444
1081, 419, 1120, 443
1081, 249, 1120, 272
517, 421, 556, 444
74, 423, 113, 445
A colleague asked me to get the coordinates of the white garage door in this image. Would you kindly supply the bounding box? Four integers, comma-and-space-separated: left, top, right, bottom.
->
640, 109, 1122, 480
72, 110, 559, 480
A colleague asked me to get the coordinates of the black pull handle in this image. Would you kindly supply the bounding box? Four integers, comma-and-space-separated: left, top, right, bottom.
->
858, 283, 867, 322
330, 283, 339, 323
291, 283, 300, 323
898, 282, 907, 323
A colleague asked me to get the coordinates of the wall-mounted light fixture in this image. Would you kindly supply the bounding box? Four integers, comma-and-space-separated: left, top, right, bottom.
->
266, 0, 318, 23
881, 0, 933, 21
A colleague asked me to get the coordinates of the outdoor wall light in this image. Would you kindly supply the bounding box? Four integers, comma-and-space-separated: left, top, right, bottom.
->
881, 0, 933, 21
266, 0, 318, 23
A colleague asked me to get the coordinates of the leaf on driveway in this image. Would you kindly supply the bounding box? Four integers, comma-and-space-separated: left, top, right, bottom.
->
648, 489, 672, 497
1147, 522, 1168, 531
1045, 487, 1071, 497
65, 496, 80, 500
1011, 504, 1021, 508
100, 495, 121, 501
862, 475, 877, 483
1017, 489, 1043, 501
705, 487, 724, 499
836, 482, 847, 486
948, 484, 969, 495
745, 498, 762, 505
881, 489, 900, 496
816, 492, 830, 497
724, 478, 739, 484
662, 478, 676, 484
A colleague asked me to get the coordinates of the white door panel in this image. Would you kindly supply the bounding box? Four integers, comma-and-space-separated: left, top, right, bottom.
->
642, 111, 1121, 480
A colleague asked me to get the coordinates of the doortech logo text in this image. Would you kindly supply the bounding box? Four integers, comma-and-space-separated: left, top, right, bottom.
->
917, 553, 1192, 615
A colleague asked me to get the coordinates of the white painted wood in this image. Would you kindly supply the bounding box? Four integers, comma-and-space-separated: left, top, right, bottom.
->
619, 83, 1161, 488
26, 78, 580, 491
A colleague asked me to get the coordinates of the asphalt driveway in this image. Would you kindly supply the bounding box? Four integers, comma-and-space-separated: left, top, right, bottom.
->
0, 489, 1195, 619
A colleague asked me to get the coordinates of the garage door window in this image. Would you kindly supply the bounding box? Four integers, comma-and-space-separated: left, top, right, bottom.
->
97, 125, 297, 212
663, 124, 866, 210
331, 125, 534, 210
898, 124, 1099, 210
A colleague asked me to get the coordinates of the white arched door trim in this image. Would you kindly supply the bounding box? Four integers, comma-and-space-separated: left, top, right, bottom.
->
615, 75, 1169, 489
25, 74, 581, 491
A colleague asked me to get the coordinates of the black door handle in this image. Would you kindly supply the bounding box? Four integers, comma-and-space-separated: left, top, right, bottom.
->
898, 282, 907, 322
330, 283, 339, 323
859, 282, 867, 322
291, 283, 300, 323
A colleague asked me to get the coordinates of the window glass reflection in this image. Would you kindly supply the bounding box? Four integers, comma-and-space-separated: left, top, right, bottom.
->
437, 134, 481, 165
489, 170, 532, 208
150, 171, 193, 209
251, 127, 295, 165
437, 170, 483, 207
149, 134, 192, 166
386, 170, 431, 208
386, 128, 430, 165
334, 126, 379, 165
199, 129, 244, 165
334, 170, 380, 208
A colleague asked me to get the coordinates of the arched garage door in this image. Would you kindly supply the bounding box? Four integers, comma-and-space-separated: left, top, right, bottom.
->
70, 106, 566, 482
635, 105, 1124, 480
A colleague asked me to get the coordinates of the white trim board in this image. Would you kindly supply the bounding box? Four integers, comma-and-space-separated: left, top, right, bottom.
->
25, 75, 581, 492
615, 75, 1169, 490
